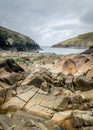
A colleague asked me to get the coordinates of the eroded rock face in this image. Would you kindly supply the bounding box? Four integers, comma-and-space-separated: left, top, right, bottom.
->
72, 55, 89, 70
0, 59, 24, 85
52, 110, 93, 130
62, 58, 77, 75
0, 110, 60, 130
86, 69, 93, 79
73, 76, 93, 91
0, 59, 24, 72
71, 110, 93, 129
21, 71, 54, 93
83, 46, 93, 54
0, 59, 24, 105
0, 53, 93, 130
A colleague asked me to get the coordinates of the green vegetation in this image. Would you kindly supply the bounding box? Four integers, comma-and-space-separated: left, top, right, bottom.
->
0, 26, 40, 51
52, 32, 93, 48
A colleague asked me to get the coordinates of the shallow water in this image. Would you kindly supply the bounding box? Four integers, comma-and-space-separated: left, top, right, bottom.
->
39, 46, 86, 55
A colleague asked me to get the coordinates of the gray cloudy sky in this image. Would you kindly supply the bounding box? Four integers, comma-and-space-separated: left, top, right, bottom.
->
0, 0, 93, 46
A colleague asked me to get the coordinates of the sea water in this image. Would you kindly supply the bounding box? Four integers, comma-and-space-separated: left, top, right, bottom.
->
39, 46, 86, 55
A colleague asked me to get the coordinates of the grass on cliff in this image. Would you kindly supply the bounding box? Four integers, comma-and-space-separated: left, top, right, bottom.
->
0, 26, 37, 46
53, 32, 93, 47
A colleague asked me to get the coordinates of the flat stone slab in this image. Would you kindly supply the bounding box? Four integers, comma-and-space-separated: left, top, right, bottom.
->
2, 97, 26, 110
27, 104, 54, 119
24, 93, 46, 110
17, 89, 36, 102
40, 95, 56, 109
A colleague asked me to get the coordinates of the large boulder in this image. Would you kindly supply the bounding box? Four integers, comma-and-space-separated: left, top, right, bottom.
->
73, 76, 93, 91
0, 59, 24, 85
62, 58, 77, 75
0, 59, 24, 73
21, 70, 54, 93
72, 55, 89, 70
72, 54, 93, 75
86, 69, 93, 79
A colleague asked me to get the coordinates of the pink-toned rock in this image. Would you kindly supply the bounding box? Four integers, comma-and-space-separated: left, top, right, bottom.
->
73, 55, 89, 70
78, 60, 93, 74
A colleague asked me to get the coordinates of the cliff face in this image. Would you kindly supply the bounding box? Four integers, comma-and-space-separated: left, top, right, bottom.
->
0, 26, 40, 51
52, 32, 93, 48
82, 46, 93, 54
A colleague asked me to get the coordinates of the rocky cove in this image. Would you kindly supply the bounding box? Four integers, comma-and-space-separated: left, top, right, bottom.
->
0, 49, 93, 130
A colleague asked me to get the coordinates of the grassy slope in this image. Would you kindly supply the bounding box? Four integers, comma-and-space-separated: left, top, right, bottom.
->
52, 32, 93, 48
0, 26, 40, 50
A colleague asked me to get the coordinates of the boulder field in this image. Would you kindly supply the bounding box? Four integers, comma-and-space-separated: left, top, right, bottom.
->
0, 51, 93, 130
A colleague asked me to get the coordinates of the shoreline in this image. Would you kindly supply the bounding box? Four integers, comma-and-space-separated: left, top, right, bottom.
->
51, 45, 88, 49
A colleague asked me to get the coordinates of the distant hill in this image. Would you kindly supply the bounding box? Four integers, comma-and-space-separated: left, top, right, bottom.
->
0, 26, 40, 51
52, 32, 93, 48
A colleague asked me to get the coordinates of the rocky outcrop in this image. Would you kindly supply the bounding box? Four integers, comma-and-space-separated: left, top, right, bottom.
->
0, 26, 40, 51
0, 59, 24, 85
52, 32, 93, 48
0, 53, 93, 130
0, 59, 24, 105
82, 46, 93, 54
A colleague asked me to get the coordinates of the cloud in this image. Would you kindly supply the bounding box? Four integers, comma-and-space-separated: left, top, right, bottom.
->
80, 8, 93, 25
0, 0, 93, 46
